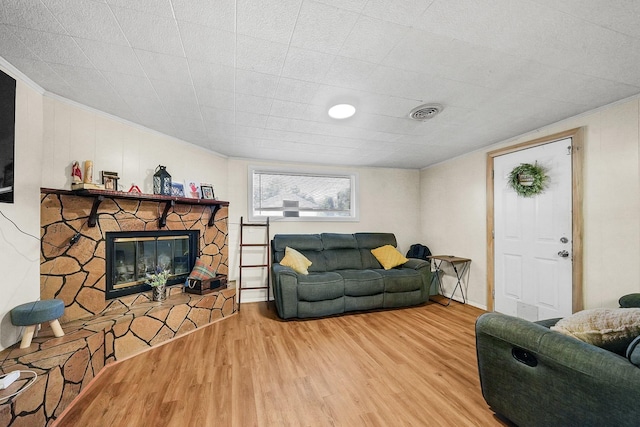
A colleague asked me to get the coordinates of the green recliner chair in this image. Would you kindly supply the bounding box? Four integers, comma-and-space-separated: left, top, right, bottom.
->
475, 294, 640, 427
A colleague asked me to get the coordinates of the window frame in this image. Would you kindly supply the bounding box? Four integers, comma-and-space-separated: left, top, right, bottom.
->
248, 166, 359, 222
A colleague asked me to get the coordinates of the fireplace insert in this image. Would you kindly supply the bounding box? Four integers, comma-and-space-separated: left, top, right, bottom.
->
105, 230, 199, 299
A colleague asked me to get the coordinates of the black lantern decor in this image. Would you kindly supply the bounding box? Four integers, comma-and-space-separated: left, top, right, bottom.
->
153, 165, 172, 196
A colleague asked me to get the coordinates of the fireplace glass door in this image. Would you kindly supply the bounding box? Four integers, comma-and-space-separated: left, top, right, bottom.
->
106, 230, 199, 299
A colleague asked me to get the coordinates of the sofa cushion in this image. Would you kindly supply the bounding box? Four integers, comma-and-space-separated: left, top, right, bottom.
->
371, 245, 408, 270
324, 249, 363, 270
321, 234, 362, 270
280, 247, 312, 275
297, 272, 344, 301
378, 268, 423, 293
359, 249, 383, 270
345, 294, 383, 311
383, 289, 423, 308
274, 249, 326, 272
298, 298, 344, 318
272, 234, 323, 252
188, 258, 217, 281
354, 232, 397, 249
337, 270, 384, 296
356, 233, 398, 269
304, 252, 327, 272
272, 234, 326, 272
321, 233, 358, 249
550, 308, 640, 354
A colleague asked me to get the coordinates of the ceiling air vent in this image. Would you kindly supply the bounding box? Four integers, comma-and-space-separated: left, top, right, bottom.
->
409, 104, 443, 121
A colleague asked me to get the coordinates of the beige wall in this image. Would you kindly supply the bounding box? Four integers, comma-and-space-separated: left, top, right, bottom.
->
421, 97, 640, 310
420, 151, 487, 306
226, 158, 421, 301
0, 66, 43, 350
41, 97, 228, 199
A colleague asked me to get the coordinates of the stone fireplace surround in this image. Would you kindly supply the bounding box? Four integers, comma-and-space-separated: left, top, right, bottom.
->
0, 189, 235, 426
39, 188, 230, 321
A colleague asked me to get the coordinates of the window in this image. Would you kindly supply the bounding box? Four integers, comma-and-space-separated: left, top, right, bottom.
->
249, 167, 358, 221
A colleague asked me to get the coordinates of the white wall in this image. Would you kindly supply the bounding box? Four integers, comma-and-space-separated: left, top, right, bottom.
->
0, 66, 43, 350
41, 96, 228, 198
421, 97, 640, 310
420, 151, 487, 307
226, 158, 421, 301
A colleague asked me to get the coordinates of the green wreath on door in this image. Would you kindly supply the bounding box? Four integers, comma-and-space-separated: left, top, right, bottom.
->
508, 162, 548, 197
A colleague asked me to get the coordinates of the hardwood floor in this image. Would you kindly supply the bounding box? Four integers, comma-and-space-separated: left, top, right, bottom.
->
55, 301, 508, 427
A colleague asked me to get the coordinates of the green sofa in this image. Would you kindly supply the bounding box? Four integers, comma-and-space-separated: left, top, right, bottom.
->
476, 312, 640, 427
271, 233, 432, 319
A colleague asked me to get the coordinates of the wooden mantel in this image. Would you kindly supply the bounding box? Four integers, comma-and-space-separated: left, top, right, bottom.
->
41, 187, 229, 227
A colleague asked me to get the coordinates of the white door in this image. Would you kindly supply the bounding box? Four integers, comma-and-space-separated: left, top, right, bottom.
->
494, 139, 573, 320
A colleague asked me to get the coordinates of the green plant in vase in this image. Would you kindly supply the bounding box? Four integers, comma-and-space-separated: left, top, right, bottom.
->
146, 267, 170, 302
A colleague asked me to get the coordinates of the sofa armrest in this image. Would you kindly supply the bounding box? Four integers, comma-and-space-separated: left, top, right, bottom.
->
272, 263, 296, 276
402, 258, 432, 301
403, 258, 430, 270
476, 312, 640, 427
619, 293, 640, 307
271, 263, 300, 319
533, 317, 561, 328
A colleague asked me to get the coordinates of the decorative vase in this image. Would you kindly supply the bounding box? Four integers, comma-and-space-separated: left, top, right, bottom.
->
152, 284, 166, 302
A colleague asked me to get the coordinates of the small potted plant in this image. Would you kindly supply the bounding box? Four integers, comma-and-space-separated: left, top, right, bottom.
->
146, 267, 171, 302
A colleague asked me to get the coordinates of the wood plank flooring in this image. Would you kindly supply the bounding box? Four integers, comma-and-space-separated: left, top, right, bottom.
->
54, 301, 508, 427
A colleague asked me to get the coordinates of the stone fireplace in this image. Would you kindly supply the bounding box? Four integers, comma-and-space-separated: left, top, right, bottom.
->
0, 189, 232, 427
40, 188, 229, 323
105, 229, 199, 299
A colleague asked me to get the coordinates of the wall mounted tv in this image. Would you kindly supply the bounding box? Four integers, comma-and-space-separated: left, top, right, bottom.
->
0, 69, 16, 203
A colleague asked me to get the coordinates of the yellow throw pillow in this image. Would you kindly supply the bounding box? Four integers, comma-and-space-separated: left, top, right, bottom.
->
371, 245, 408, 270
279, 247, 312, 275
551, 308, 640, 354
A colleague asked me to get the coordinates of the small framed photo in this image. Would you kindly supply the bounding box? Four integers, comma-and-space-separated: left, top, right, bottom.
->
171, 182, 185, 197
184, 180, 201, 199
102, 171, 119, 191
200, 184, 215, 200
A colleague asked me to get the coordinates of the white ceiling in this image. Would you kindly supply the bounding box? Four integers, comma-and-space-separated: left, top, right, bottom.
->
2, 0, 640, 169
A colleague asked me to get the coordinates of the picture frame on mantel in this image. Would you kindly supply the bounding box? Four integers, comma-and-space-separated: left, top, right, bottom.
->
102, 171, 119, 191
200, 184, 215, 200
185, 180, 201, 199
171, 181, 185, 197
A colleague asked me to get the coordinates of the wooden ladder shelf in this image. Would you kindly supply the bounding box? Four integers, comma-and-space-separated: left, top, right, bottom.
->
238, 216, 270, 310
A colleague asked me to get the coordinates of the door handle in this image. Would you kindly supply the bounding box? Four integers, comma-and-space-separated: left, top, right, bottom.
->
558, 250, 569, 258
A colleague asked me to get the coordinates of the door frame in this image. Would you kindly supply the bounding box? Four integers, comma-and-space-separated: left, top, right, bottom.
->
486, 128, 584, 312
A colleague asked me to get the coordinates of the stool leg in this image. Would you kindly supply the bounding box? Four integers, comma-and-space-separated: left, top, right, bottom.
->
50, 319, 65, 338
20, 325, 37, 348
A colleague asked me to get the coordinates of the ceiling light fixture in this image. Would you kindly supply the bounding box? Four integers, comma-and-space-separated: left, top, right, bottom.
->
328, 104, 356, 119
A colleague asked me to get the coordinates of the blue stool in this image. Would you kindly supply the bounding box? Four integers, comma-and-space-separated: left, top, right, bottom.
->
10, 299, 65, 348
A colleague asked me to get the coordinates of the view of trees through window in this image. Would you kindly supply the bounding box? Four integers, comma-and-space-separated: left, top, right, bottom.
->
251, 170, 355, 219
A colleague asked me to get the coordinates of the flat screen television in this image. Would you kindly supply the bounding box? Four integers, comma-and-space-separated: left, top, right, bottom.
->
0, 69, 16, 203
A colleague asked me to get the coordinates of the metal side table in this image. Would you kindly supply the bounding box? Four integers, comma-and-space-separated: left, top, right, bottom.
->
428, 255, 471, 306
